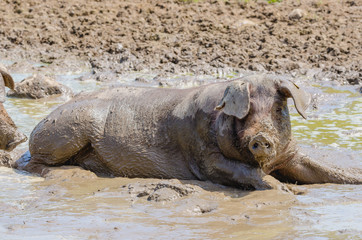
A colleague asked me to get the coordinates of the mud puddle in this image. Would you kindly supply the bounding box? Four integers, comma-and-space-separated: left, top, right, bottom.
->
1, 73, 361, 239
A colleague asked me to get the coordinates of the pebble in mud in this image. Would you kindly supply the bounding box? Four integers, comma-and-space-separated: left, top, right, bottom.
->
134, 77, 150, 83
288, 9, 305, 20
188, 202, 218, 215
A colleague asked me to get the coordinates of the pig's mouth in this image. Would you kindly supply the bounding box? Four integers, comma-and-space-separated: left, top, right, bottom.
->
258, 159, 277, 174
248, 133, 277, 174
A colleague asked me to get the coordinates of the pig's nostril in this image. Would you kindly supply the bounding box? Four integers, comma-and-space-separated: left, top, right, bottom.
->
252, 143, 259, 149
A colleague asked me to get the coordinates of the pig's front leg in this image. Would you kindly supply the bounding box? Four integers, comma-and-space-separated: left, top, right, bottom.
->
201, 153, 290, 191
274, 152, 362, 184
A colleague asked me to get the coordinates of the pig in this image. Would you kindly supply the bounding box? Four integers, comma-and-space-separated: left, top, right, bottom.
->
19, 74, 361, 190
0, 65, 27, 151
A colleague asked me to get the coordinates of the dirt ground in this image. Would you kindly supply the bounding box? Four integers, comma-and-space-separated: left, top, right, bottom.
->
0, 0, 361, 84
1, 2, 362, 238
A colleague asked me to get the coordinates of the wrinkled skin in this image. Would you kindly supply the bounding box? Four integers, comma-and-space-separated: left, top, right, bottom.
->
20, 74, 361, 190
0, 65, 27, 151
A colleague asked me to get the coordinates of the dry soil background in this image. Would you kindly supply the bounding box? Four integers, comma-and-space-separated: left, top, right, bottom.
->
0, 0, 361, 84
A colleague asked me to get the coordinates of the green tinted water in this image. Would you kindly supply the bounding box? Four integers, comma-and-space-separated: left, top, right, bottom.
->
292, 86, 361, 151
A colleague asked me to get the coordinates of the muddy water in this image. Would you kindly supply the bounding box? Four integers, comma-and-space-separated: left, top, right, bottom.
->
1, 74, 361, 239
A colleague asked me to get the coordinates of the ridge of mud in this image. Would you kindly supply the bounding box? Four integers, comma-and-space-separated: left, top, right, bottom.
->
125, 181, 196, 202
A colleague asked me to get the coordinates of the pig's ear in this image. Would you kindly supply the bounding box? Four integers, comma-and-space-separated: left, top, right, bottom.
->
215, 81, 250, 119
279, 80, 311, 119
0, 69, 15, 103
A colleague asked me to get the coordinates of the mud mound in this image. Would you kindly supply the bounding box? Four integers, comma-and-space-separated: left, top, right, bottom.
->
0, 0, 361, 84
125, 180, 197, 202
7, 74, 73, 99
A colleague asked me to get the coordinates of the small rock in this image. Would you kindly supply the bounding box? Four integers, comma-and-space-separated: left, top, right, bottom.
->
289, 9, 305, 20
239, 19, 257, 27
95, 72, 116, 82
158, 81, 171, 87
134, 77, 149, 83
345, 71, 360, 85
189, 202, 218, 215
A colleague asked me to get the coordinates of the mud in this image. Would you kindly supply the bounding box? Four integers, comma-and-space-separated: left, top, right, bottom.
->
0, 0, 361, 84
1, 163, 361, 239
7, 74, 73, 99
0, 0, 361, 238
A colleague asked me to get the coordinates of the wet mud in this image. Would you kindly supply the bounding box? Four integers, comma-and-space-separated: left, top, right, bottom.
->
1, 71, 361, 239
0, 0, 361, 238
1, 166, 299, 239
1, 163, 361, 239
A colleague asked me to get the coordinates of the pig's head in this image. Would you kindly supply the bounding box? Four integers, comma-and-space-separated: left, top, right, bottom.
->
0, 67, 27, 151
215, 75, 310, 174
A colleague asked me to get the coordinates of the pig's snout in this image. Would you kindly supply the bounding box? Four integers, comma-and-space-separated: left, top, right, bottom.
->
248, 134, 274, 158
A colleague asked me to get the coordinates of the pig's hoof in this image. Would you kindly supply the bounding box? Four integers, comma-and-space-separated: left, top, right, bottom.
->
260, 175, 292, 193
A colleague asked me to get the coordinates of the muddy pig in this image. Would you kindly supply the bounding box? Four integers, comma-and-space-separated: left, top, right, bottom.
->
19, 74, 361, 190
0, 65, 27, 151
